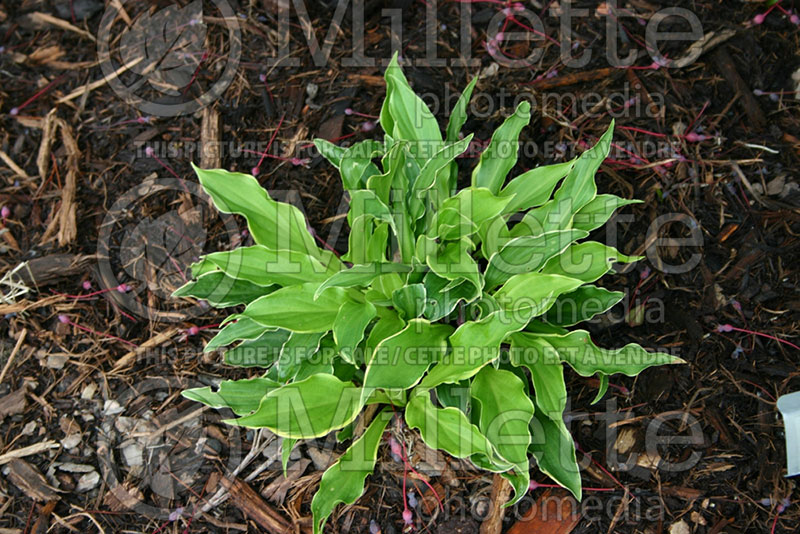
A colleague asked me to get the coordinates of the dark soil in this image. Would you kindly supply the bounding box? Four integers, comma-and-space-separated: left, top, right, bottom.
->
0, 0, 799, 533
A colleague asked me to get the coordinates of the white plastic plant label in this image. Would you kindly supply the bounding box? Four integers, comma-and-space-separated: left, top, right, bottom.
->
777, 391, 800, 477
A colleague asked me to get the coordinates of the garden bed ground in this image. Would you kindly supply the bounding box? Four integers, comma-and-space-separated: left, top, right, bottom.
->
0, 0, 799, 533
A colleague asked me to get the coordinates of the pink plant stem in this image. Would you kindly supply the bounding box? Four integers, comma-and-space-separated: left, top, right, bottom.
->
59, 315, 138, 348
253, 114, 286, 174
345, 109, 378, 119
398, 432, 444, 510
684, 101, 709, 134
10, 74, 66, 115
575, 444, 633, 499
718, 324, 800, 351
530, 481, 616, 492
146, 148, 191, 195
182, 50, 209, 96
618, 125, 667, 138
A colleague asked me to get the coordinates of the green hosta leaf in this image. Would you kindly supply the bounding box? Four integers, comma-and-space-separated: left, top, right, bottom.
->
242, 283, 350, 333
173, 271, 271, 307
420, 310, 528, 389
275, 332, 326, 381
478, 217, 513, 260
382, 53, 442, 158
224, 329, 291, 367
339, 139, 383, 191
281, 437, 297, 477
364, 319, 453, 391
423, 272, 479, 321
433, 207, 477, 241
294, 346, 336, 381
572, 194, 642, 232
367, 222, 390, 262
529, 409, 581, 500
439, 187, 513, 236
205, 316, 270, 351
540, 242, 639, 283
365, 388, 408, 407
349, 190, 395, 227
312, 409, 392, 534
340, 141, 383, 191
200, 245, 334, 287
446, 76, 477, 143
470, 367, 534, 505
436, 381, 471, 413
224, 374, 363, 438
471, 101, 531, 194
405, 392, 511, 471
315, 263, 412, 298
484, 229, 589, 289
591, 374, 609, 405
499, 160, 575, 214
369, 142, 404, 204
391, 284, 426, 320
493, 273, 584, 318
365, 311, 406, 358
313, 139, 346, 169
183, 377, 279, 416
409, 136, 473, 220
543, 122, 614, 231
508, 335, 566, 418
344, 215, 372, 265
425, 238, 483, 294
193, 165, 323, 259
334, 301, 377, 363
544, 285, 624, 326
514, 330, 684, 377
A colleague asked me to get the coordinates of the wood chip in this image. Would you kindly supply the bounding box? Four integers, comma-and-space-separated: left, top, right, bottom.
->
0, 388, 27, 418
12, 254, 95, 288
25, 12, 96, 42
480, 474, 512, 534
111, 328, 180, 372
4, 459, 60, 501
201, 107, 222, 169
0, 150, 31, 179
507, 489, 581, 534
712, 46, 766, 131
0, 441, 60, 466
221, 476, 293, 533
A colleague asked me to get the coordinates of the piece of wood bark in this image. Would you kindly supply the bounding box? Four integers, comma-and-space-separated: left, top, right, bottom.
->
221, 476, 293, 533
201, 107, 221, 169
507, 489, 581, 534
11, 254, 95, 288
480, 474, 512, 534
525, 67, 621, 90
711, 46, 766, 131
30, 500, 57, 534
5, 459, 60, 502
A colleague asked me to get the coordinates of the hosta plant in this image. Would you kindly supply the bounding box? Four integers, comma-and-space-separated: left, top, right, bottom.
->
176, 54, 683, 532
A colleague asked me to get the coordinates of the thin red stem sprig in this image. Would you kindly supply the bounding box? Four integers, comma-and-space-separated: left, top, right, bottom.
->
53, 283, 131, 300
9, 74, 67, 116
58, 314, 137, 348
144, 146, 191, 195
529, 480, 616, 493
181, 322, 221, 341
92, 116, 153, 130
752, 1, 782, 25
345, 108, 378, 119
716, 324, 800, 352
769, 496, 791, 534
252, 114, 286, 177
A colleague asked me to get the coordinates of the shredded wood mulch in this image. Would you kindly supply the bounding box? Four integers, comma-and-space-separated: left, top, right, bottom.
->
0, 1, 799, 533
